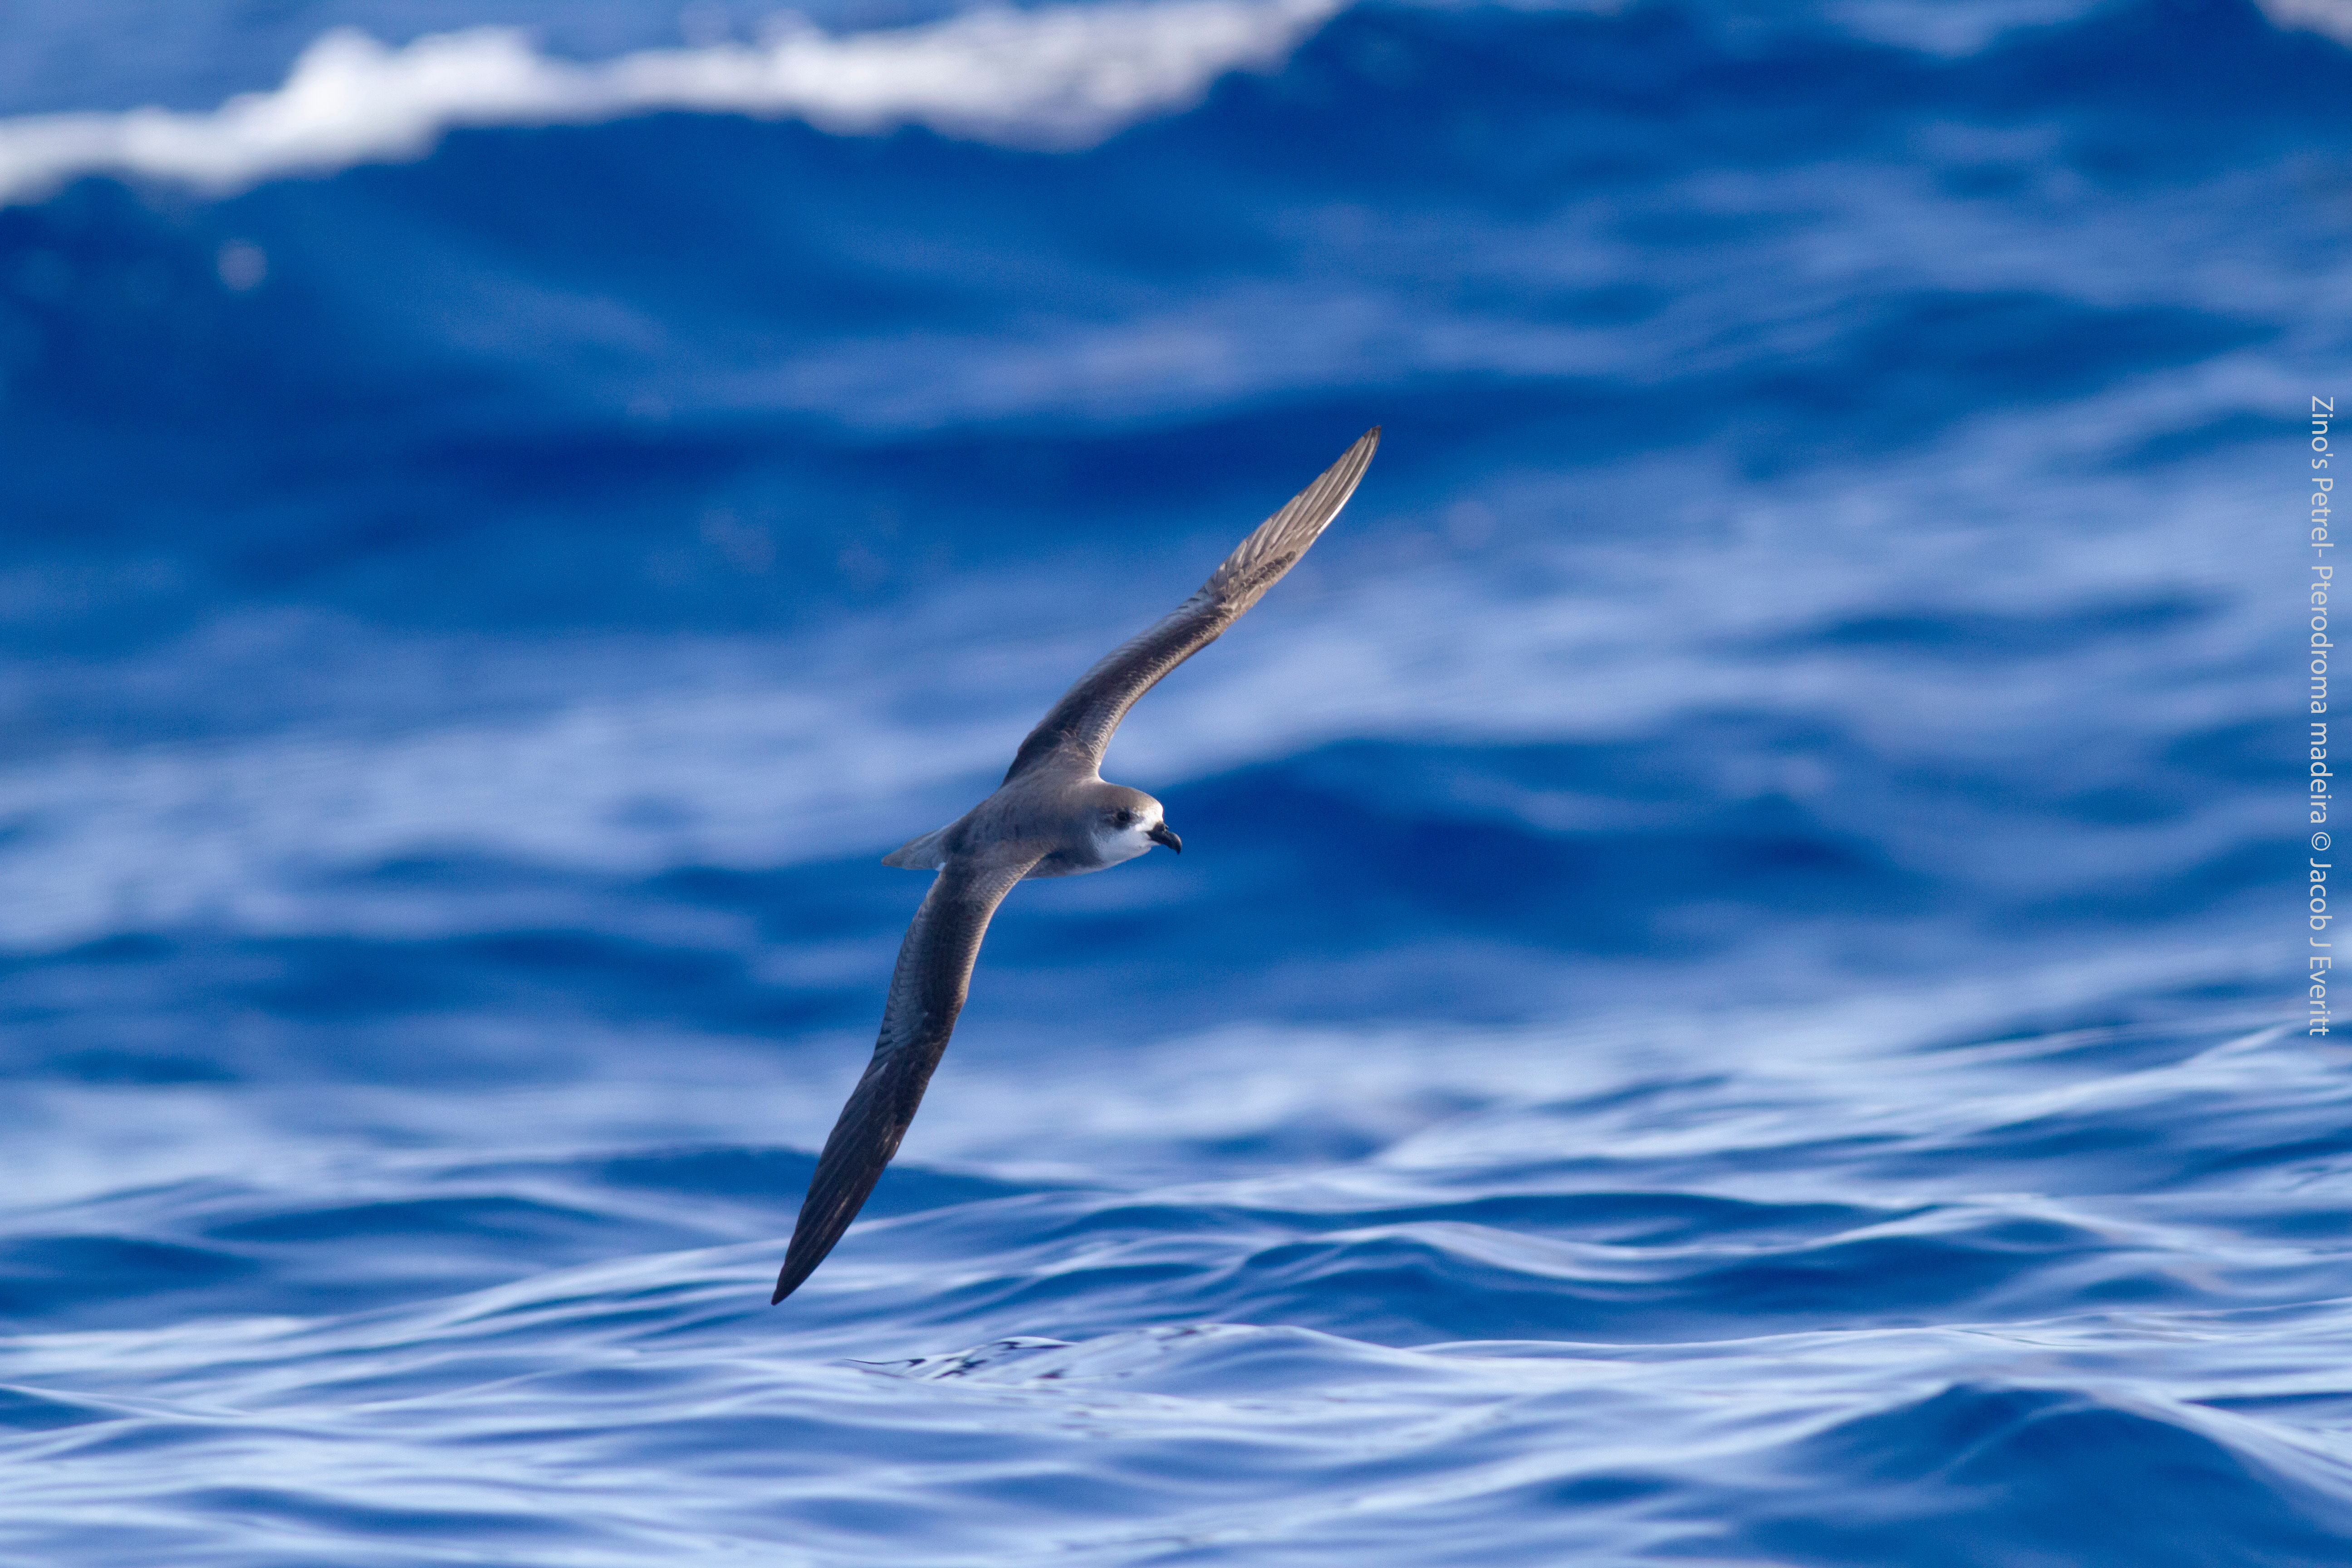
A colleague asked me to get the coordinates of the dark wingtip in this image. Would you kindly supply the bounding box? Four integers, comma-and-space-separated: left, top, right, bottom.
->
771, 1243, 819, 1303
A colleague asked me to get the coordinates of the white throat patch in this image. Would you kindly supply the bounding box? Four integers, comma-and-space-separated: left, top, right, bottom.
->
1097, 819, 1158, 865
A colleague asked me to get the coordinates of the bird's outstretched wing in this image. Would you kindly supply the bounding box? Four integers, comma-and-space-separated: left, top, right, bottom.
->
772, 855, 1036, 1303
1001, 427, 1380, 784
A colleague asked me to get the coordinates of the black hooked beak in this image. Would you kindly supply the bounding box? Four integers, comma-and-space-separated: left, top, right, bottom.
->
1147, 822, 1183, 854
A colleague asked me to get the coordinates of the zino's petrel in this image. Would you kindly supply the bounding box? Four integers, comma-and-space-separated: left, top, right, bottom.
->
771, 428, 1381, 1304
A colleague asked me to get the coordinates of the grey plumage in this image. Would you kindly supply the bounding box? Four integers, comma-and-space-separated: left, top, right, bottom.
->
772, 427, 1380, 1304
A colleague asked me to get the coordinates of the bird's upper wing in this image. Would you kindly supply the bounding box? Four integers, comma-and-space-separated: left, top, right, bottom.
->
1000, 427, 1380, 784
771, 854, 1036, 1303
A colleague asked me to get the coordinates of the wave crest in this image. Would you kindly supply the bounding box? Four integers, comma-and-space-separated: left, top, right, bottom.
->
0, 0, 1342, 207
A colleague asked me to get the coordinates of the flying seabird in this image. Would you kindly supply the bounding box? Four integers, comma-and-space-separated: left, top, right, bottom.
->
771, 428, 1381, 1303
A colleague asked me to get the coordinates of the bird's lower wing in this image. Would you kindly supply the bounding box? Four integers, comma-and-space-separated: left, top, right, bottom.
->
1001, 427, 1380, 783
772, 856, 1035, 1303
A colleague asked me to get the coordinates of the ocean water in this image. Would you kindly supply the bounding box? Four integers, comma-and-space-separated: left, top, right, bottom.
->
0, 0, 2339, 1561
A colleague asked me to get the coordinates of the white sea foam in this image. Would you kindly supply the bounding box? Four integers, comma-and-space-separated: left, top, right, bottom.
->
2258, 0, 2352, 45
2, 0, 2346, 213
0, 0, 1341, 207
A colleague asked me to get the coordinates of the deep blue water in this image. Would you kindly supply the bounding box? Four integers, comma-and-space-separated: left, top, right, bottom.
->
0, 0, 2340, 1561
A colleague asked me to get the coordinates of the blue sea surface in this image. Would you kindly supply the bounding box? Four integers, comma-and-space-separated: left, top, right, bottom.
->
0, 0, 2340, 1561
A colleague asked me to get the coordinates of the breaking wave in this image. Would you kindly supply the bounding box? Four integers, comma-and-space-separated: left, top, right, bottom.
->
0, 0, 1341, 205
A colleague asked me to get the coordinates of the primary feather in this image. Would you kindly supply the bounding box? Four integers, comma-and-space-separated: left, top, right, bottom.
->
1001, 427, 1381, 784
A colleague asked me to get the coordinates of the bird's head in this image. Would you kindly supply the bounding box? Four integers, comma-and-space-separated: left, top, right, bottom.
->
1090, 784, 1181, 862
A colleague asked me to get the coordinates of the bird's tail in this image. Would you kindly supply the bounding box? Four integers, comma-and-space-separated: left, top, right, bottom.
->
881, 825, 951, 869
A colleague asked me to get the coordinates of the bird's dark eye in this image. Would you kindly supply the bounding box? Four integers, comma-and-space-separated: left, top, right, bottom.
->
1113, 810, 1135, 827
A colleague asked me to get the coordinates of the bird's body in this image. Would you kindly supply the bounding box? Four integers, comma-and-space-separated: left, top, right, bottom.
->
878, 777, 1169, 880
772, 428, 1381, 1304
